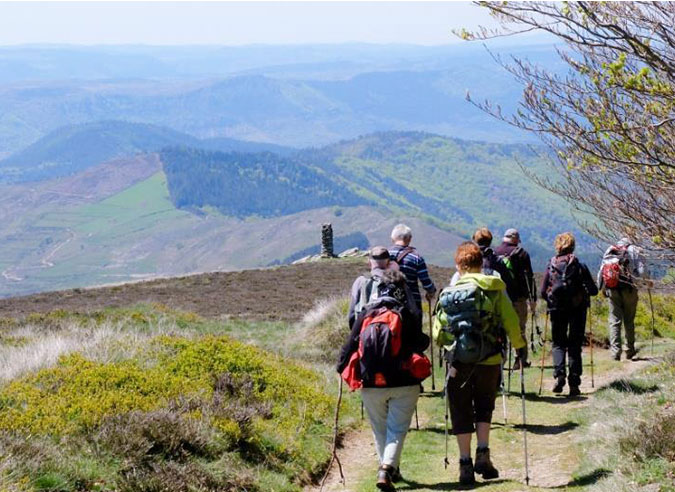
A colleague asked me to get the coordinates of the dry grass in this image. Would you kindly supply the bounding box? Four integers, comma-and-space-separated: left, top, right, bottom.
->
292, 296, 350, 364
579, 352, 675, 491
0, 315, 192, 384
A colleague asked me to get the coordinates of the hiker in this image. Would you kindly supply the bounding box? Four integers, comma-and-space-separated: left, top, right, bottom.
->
433, 241, 526, 486
540, 233, 598, 396
389, 224, 437, 311
597, 238, 650, 360
494, 228, 537, 369
450, 228, 508, 285
338, 269, 431, 492
348, 246, 419, 328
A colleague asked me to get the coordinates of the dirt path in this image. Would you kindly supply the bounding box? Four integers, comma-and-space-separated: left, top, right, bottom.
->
309, 345, 666, 492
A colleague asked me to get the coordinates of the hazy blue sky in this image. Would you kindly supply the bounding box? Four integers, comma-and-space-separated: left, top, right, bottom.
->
0, 2, 499, 45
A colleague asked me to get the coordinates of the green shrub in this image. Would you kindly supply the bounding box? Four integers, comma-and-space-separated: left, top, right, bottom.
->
0, 335, 335, 491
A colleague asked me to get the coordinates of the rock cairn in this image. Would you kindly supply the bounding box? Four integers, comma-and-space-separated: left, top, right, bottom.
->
321, 223, 335, 258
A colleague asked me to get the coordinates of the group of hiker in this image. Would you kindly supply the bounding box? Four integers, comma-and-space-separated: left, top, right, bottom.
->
336, 224, 650, 491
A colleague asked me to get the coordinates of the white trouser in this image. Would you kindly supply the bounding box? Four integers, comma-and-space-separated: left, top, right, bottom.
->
361, 384, 420, 468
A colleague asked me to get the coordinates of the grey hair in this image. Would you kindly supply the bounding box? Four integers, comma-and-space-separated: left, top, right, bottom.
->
391, 224, 412, 241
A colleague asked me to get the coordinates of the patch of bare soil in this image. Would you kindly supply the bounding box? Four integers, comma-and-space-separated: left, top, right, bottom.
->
0, 260, 453, 322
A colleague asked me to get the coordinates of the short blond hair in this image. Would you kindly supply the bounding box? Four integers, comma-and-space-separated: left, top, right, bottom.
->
554, 232, 575, 255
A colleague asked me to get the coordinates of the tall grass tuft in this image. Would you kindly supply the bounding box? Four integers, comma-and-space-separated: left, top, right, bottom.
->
292, 296, 350, 364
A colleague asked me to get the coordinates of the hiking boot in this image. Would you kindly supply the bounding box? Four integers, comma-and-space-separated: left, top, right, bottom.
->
513, 358, 531, 370
390, 467, 403, 483
458, 458, 475, 486
612, 352, 621, 361
552, 377, 565, 393
474, 447, 499, 479
376, 465, 396, 491
568, 386, 581, 397
625, 348, 638, 360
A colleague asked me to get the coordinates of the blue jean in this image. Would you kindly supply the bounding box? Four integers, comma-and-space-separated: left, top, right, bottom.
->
361, 385, 420, 468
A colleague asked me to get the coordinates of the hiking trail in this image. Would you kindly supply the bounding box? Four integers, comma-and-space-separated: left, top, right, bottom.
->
309, 344, 666, 492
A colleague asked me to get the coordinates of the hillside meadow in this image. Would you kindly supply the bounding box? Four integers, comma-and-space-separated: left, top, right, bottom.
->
0, 261, 673, 491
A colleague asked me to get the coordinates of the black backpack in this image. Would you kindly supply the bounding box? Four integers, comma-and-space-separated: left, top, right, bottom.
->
546, 254, 584, 308
496, 246, 521, 296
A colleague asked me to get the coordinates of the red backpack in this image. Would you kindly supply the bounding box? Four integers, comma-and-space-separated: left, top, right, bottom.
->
601, 245, 630, 289
341, 305, 430, 390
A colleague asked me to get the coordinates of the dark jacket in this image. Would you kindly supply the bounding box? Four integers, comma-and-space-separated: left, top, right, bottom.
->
337, 297, 430, 388
540, 254, 598, 311
480, 246, 510, 283
494, 241, 536, 301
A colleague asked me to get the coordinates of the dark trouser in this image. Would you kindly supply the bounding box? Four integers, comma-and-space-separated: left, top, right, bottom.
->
550, 308, 587, 388
447, 362, 501, 435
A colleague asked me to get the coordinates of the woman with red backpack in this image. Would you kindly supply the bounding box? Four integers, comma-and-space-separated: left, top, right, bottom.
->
540, 232, 598, 397
337, 268, 430, 492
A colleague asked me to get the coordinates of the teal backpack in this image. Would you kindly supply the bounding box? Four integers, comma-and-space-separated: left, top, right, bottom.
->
438, 283, 503, 364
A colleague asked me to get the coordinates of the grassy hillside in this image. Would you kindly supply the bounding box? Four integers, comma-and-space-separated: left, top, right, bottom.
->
157, 132, 592, 268
0, 308, 350, 492
0, 154, 460, 297
311, 132, 585, 266
0, 129, 595, 295
0, 262, 672, 492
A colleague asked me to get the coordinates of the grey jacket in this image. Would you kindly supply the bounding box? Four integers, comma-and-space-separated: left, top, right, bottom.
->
348, 267, 420, 328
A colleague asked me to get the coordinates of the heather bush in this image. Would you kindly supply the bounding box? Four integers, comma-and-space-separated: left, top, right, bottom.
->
0, 335, 335, 491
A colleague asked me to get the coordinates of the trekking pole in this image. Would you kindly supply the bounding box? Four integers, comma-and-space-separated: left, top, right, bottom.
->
428, 298, 436, 391
589, 300, 595, 389
538, 312, 549, 395
414, 406, 419, 430
648, 288, 655, 357
530, 312, 535, 353
520, 362, 530, 486
507, 341, 513, 394
320, 378, 346, 491
443, 369, 450, 469
501, 358, 508, 425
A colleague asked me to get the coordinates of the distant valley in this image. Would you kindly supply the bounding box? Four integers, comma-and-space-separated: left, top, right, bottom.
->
0, 43, 592, 297
0, 120, 594, 297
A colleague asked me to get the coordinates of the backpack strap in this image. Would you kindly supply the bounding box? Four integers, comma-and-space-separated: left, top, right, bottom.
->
395, 246, 415, 265
507, 246, 522, 259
